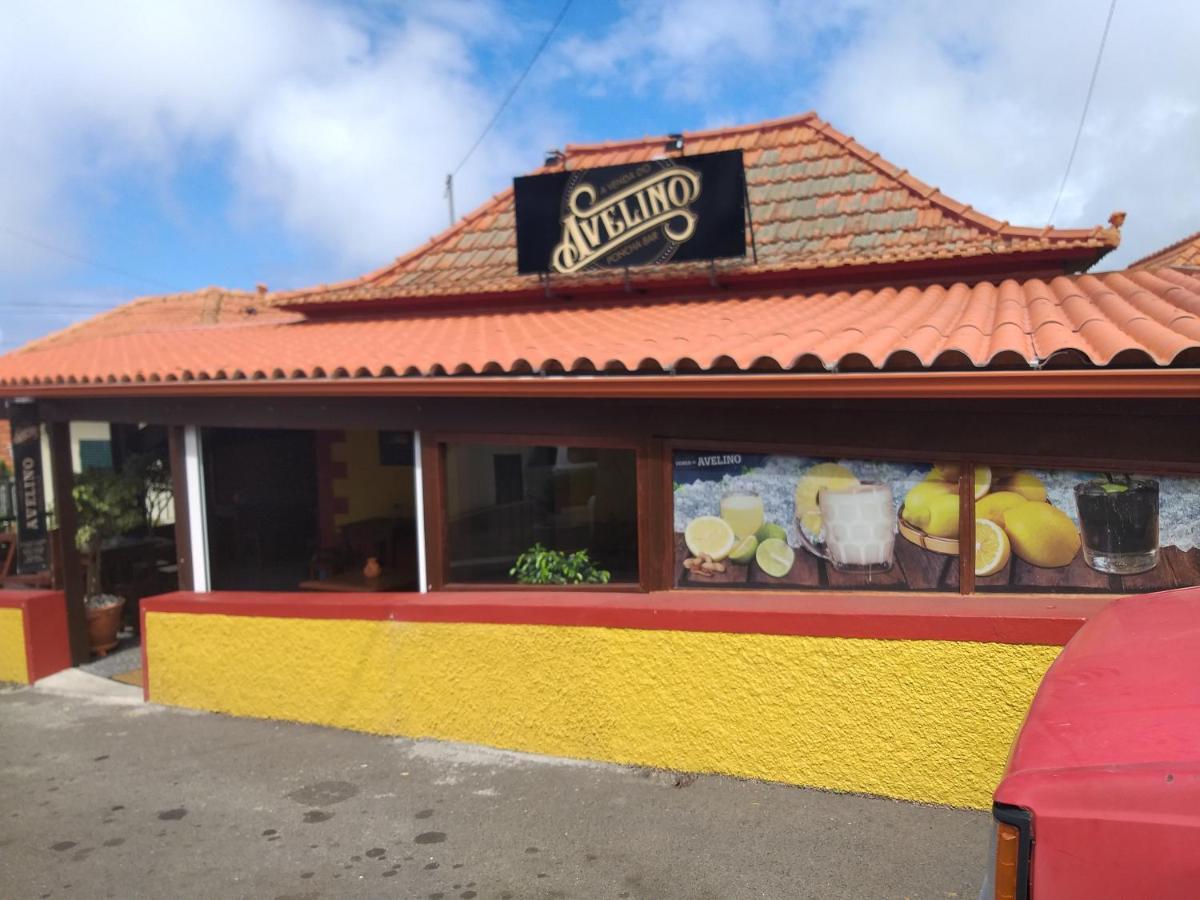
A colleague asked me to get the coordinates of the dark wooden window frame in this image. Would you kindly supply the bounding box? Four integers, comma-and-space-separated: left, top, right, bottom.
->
425, 431, 661, 592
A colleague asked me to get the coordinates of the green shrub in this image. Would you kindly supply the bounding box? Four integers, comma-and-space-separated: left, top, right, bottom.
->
510, 543, 611, 585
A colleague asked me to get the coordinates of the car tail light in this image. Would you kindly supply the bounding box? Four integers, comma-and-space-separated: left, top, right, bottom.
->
992, 804, 1033, 900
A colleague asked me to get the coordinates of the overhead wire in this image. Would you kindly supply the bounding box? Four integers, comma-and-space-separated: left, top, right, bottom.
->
0, 223, 173, 291
444, 0, 574, 221
1046, 0, 1118, 225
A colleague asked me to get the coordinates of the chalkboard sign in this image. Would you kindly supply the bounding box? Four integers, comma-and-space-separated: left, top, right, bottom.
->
10, 403, 49, 574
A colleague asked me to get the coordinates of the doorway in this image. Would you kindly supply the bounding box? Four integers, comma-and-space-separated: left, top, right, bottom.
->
203, 427, 319, 591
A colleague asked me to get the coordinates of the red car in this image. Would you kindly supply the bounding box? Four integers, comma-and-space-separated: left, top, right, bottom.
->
984, 587, 1200, 899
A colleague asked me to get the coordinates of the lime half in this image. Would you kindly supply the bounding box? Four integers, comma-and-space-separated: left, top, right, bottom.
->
684, 516, 736, 561
755, 538, 795, 578
755, 523, 788, 543
729, 534, 758, 564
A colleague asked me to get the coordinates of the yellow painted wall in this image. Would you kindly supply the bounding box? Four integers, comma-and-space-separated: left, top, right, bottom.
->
145, 612, 1058, 809
332, 430, 414, 527
0, 608, 29, 684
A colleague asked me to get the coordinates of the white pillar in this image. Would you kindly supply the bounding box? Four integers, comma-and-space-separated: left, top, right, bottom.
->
413, 430, 428, 593
183, 425, 211, 592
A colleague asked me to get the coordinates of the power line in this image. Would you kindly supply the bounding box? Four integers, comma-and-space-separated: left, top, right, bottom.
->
1046, 0, 1117, 225
0, 223, 173, 291
0, 306, 120, 314
445, 0, 574, 222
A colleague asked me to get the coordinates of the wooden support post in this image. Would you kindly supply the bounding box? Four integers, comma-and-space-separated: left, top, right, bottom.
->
420, 437, 446, 591
48, 421, 89, 663
166, 426, 194, 591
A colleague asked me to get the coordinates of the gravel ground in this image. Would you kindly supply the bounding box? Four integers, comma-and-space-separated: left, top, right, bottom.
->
0, 680, 990, 900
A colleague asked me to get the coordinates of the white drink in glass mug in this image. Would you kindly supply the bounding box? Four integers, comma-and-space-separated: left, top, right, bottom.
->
819, 481, 896, 570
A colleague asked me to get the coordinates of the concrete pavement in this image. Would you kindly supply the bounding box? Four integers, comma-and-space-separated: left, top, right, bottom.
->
0, 678, 989, 899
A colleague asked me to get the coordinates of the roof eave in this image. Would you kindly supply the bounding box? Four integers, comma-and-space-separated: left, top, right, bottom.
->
4, 368, 1200, 402
278, 245, 1115, 319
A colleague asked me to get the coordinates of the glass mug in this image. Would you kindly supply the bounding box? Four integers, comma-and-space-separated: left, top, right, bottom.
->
798, 481, 896, 573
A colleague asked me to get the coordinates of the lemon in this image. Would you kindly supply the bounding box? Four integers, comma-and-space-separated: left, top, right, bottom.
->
921, 493, 960, 538
755, 538, 795, 578
755, 523, 788, 543
684, 516, 736, 561
794, 463, 858, 536
798, 509, 824, 539
999, 471, 1047, 503
975, 491, 1028, 525
729, 534, 758, 565
902, 480, 956, 525
928, 463, 961, 482
973, 464, 992, 499
974, 517, 1011, 576
1002, 502, 1080, 568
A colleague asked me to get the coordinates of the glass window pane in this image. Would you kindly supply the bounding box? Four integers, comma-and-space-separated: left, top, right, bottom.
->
445, 443, 638, 584
974, 466, 1200, 594
673, 450, 958, 591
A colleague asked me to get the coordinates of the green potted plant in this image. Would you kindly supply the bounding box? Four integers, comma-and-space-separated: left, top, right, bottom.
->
73, 466, 145, 656
509, 543, 611, 585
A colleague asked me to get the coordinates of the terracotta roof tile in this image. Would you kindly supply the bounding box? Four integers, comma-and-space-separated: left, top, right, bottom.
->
276, 111, 1120, 309
1130, 229, 1200, 269
2, 269, 1197, 388
17, 288, 298, 353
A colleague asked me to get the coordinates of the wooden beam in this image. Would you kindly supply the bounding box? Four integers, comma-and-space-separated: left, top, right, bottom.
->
47, 421, 88, 663
9, 368, 1200, 402
420, 437, 447, 591
166, 426, 194, 591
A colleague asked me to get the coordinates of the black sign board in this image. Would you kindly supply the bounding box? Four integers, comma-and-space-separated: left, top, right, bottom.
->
10, 403, 49, 574
514, 149, 746, 275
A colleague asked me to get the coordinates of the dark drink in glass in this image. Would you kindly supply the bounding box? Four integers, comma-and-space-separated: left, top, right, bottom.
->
1073, 478, 1160, 575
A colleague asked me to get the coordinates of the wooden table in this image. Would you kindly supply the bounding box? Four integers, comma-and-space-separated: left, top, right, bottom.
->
674, 532, 1200, 595
673, 532, 959, 592
298, 570, 417, 593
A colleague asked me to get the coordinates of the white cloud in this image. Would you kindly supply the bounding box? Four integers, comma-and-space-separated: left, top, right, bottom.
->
562, 0, 1200, 266
0, 0, 543, 278
3, 0, 1196, 300
811, 0, 1200, 265
556, 0, 847, 102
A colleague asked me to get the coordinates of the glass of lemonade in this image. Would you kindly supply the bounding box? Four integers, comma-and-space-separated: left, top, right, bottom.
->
720, 491, 765, 540
1074, 478, 1160, 574
818, 482, 896, 572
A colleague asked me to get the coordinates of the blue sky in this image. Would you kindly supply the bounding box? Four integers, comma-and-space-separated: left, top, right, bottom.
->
2, 0, 1198, 351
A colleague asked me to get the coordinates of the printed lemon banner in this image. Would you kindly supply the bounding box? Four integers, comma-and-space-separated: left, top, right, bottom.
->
672, 452, 958, 591
973, 467, 1200, 593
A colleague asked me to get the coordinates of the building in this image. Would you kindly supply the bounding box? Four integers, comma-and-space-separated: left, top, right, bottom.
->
2, 112, 1199, 809
1132, 229, 1200, 270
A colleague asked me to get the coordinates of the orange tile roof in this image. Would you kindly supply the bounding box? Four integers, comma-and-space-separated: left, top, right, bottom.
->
279, 112, 1121, 310
1132, 229, 1200, 269
19, 287, 298, 353
2, 268, 1196, 389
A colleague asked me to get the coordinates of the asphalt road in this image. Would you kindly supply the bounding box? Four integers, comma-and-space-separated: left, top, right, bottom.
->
0, 678, 989, 900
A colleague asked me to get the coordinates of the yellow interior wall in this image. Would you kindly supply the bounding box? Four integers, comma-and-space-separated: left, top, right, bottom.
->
146, 612, 1058, 808
331, 430, 413, 527
0, 608, 29, 684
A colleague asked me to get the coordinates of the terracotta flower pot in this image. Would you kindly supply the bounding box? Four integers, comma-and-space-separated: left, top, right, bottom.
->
86, 599, 126, 657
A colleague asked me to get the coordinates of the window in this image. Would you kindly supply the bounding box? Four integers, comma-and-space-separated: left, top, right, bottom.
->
974, 465, 1200, 594
78, 439, 113, 471
673, 449, 1200, 595
444, 442, 638, 584
673, 449, 958, 591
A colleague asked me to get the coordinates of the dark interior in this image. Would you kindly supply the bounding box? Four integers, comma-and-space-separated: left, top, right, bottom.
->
203, 427, 319, 591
